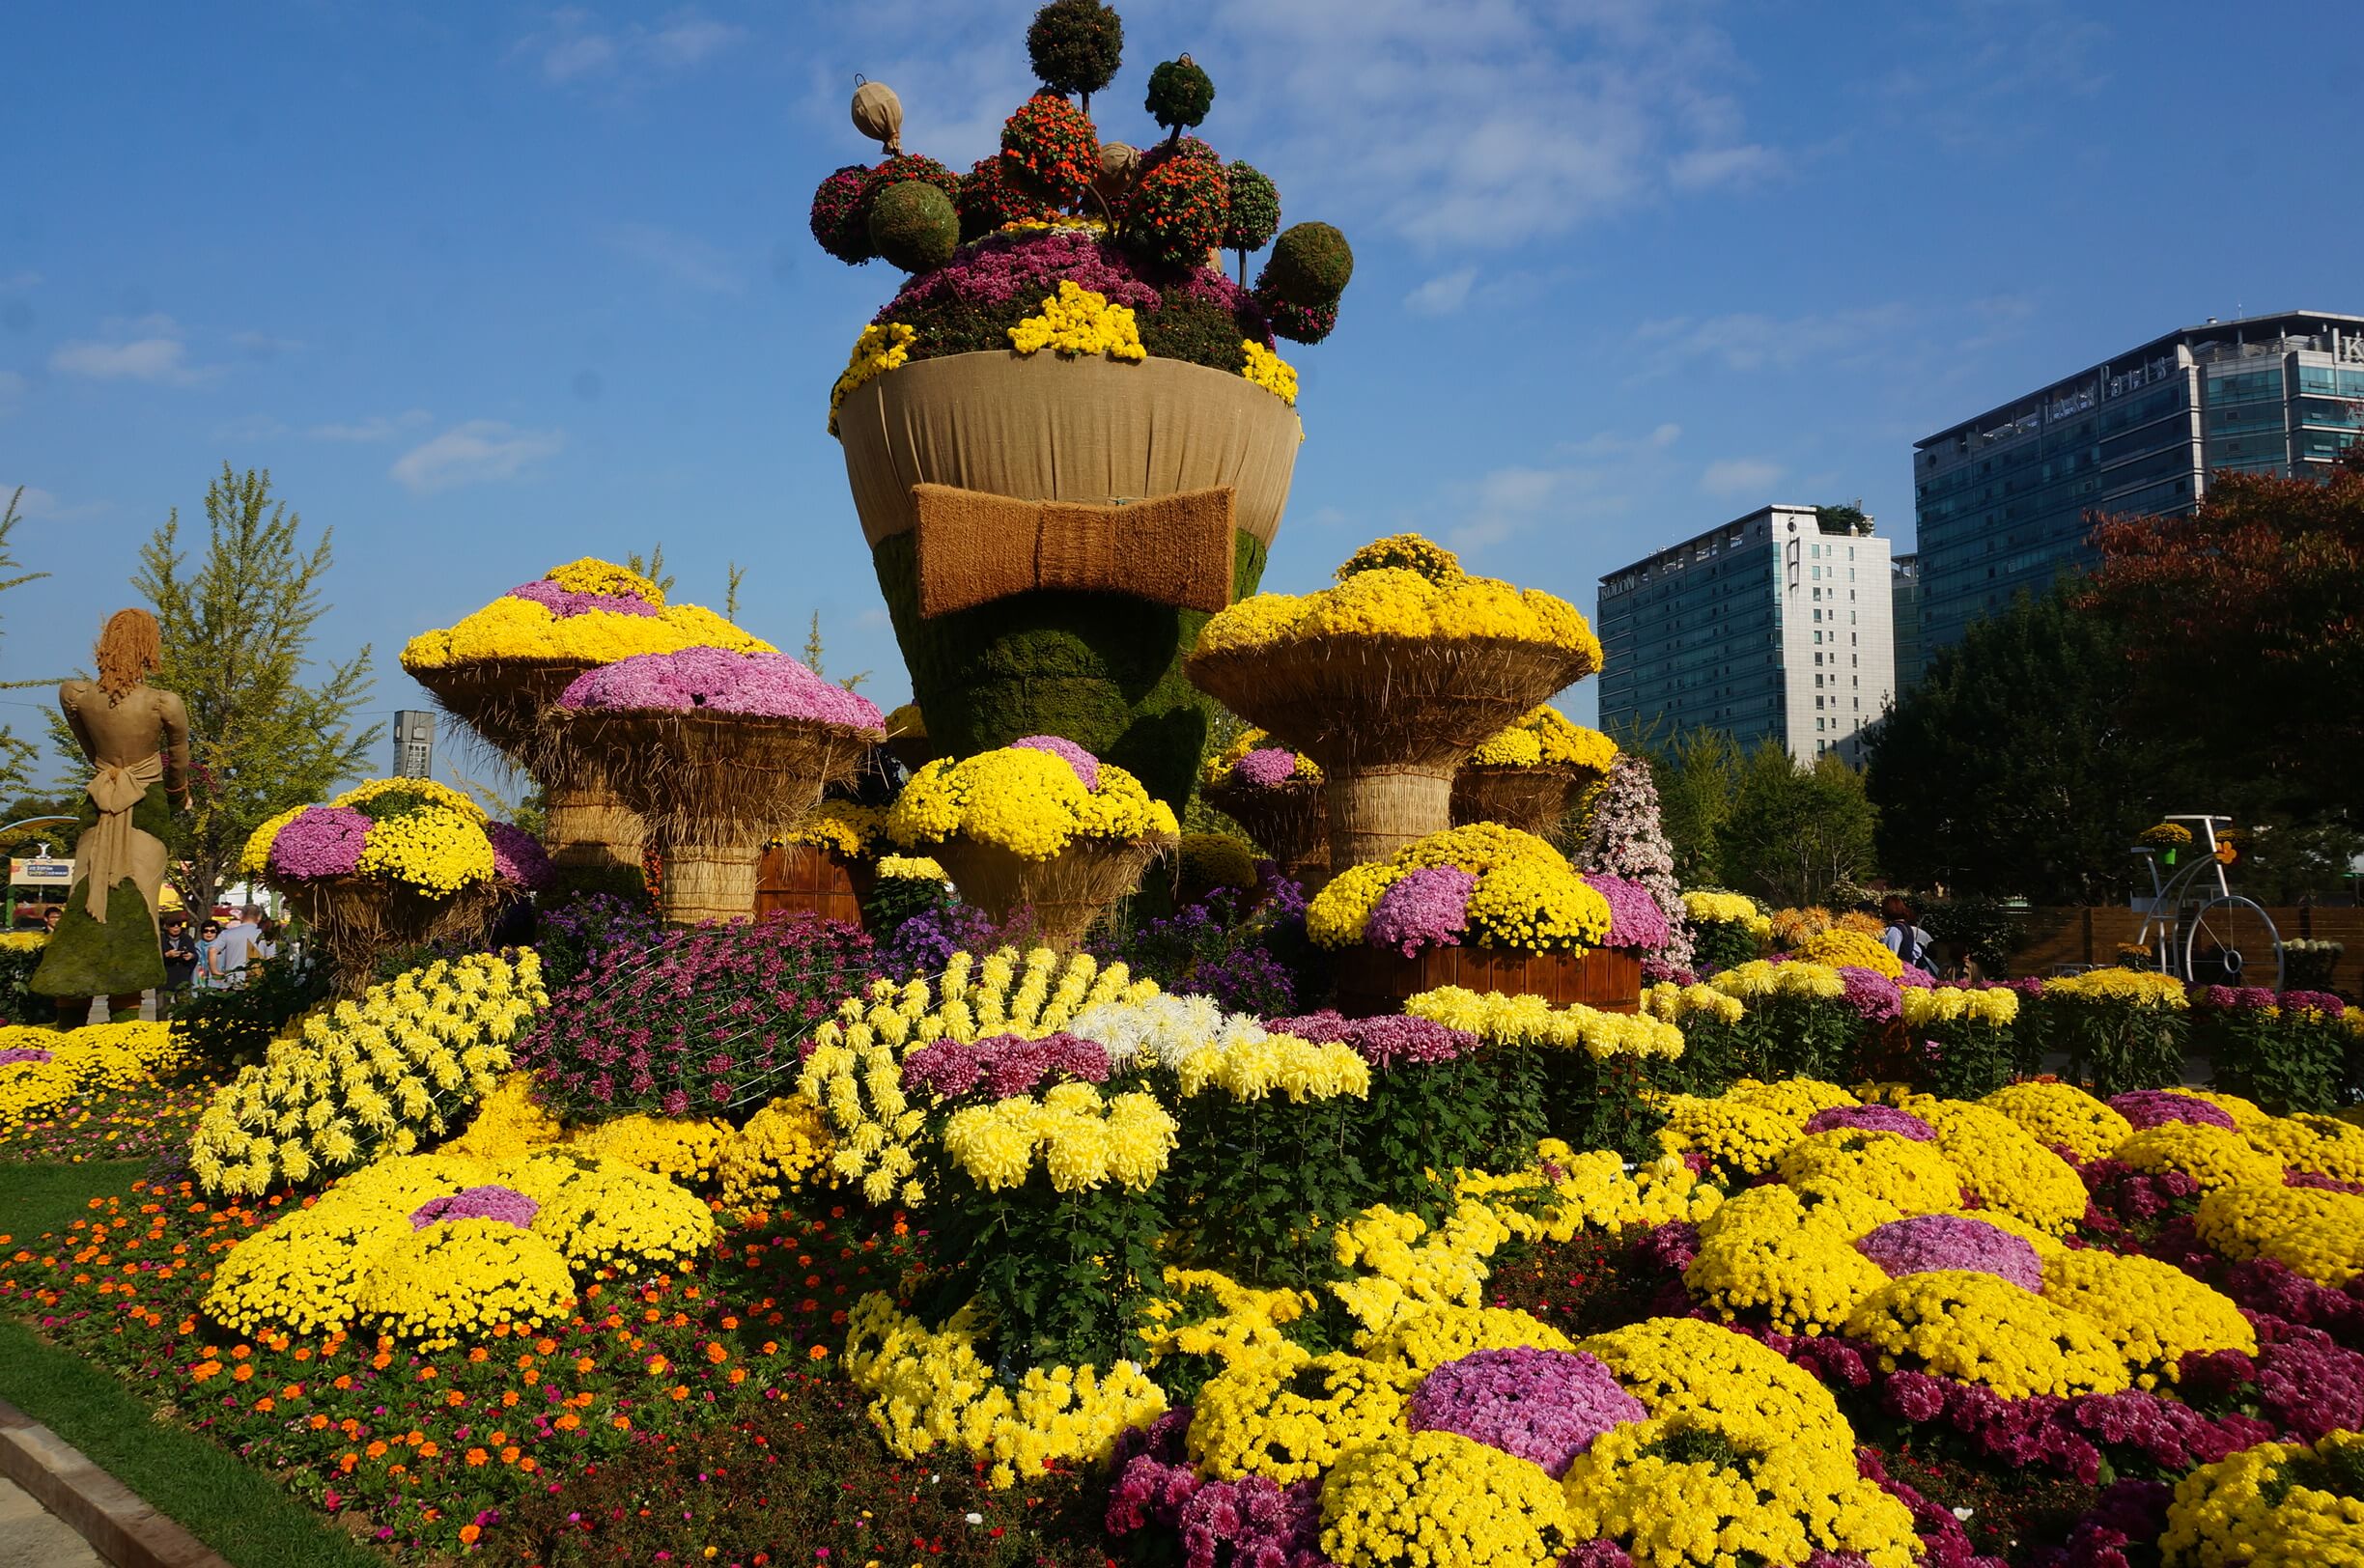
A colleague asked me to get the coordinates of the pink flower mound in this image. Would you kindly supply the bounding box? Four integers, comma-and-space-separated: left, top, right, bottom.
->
899, 1031, 1112, 1101
558, 648, 886, 730
408, 1185, 542, 1231
1838, 965, 1904, 1023
1010, 735, 1100, 790
485, 822, 554, 891
879, 230, 1162, 318
505, 578, 660, 618
1365, 865, 1474, 957
1807, 1104, 1936, 1142
267, 805, 372, 880
2108, 1090, 2237, 1132
1584, 873, 1671, 950
1896, 965, 1937, 989
0, 1047, 54, 1067
1232, 747, 1301, 789
1267, 1011, 1473, 1068
1856, 1215, 2043, 1291
1405, 1348, 1645, 1478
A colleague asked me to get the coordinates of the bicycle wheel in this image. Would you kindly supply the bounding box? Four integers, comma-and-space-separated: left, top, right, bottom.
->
2182, 897, 2283, 990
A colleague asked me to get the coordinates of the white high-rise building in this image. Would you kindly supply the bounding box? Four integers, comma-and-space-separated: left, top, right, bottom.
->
1596, 504, 1899, 765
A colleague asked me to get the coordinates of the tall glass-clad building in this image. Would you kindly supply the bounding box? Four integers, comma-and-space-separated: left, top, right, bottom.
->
1914, 310, 2364, 651
1890, 554, 1923, 690
1597, 505, 1898, 765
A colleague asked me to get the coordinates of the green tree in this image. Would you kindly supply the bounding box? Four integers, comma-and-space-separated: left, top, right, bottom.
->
55, 465, 380, 916
1650, 726, 1746, 887
0, 488, 54, 798
1717, 742, 1878, 907
1864, 584, 2169, 904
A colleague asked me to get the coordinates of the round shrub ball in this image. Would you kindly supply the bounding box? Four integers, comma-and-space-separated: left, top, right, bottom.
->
1223, 161, 1280, 254
857, 154, 961, 219
1144, 54, 1214, 134
1000, 91, 1101, 205
957, 154, 1051, 241
1123, 155, 1227, 268
809, 164, 874, 265
1027, 0, 1122, 101
1262, 221, 1354, 306
869, 180, 960, 273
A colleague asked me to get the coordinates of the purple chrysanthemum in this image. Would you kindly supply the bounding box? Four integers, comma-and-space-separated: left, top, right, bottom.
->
1838, 965, 1904, 1023
1268, 1010, 1472, 1068
900, 1031, 1112, 1102
1806, 1105, 1936, 1142
1856, 1215, 2043, 1291
485, 822, 554, 891
1405, 1347, 1645, 1478
1365, 865, 1474, 957
267, 805, 372, 880
1010, 735, 1100, 790
0, 1047, 55, 1067
409, 1184, 542, 1231
558, 648, 885, 729
1231, 747, 1302, 790
505, 578, 661, 619
1896, 965, 1937, 989
1583, 873, 1672, 950
2107, 1090, 2237, 1132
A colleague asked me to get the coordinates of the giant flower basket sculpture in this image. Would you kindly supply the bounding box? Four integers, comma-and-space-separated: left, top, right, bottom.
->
242, 779, 552, 993
399, 559, 775, 886
1187, 537, 1604, 870
885, 738, 1179, 950
1449, 707, 1619, 846
1199, 729, 1329, 888
553, 649, 886, 926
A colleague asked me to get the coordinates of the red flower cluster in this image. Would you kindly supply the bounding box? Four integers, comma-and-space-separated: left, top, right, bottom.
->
999, 93, 1099, 206
1123, 157, 1227, 269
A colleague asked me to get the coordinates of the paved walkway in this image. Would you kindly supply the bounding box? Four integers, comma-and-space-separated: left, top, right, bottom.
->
0, 1474, 106, 1568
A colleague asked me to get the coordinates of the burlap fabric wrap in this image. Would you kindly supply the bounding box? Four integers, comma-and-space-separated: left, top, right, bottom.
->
75, 753, 165, 924
557, 710, 882, 926
1188, 637, 1593, 870
285, 878, 503, 997
1449, 762, 1602, 847
929, 832, 1177, 952
1203, 775, 1330, 889
911, 484, 1235, 617
407, 658, 644, 877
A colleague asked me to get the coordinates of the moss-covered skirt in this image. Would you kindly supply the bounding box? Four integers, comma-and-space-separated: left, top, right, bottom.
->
30, 781, 168, 997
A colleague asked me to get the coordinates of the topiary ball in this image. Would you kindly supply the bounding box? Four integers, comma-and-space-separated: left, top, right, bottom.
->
1221, 162, 1280, 255
957, 154, 1054, 241
1026, 0, 1124, 102
1259, 293, 1338, 346
809, 164, 875, 265
1260, 221, 1353, 307
1000, 92, 1101, 205
1144, 54, 1214, 136
1140, 134, 1221, 171
1123, 155, 1226, 268
857, 154, 961, 216
868, 181, 960, 273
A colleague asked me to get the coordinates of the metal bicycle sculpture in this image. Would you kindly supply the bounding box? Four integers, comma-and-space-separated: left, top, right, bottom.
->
2129, 815, 2283, 989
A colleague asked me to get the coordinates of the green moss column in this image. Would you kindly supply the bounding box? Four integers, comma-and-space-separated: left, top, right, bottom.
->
872, 529, 1268, 809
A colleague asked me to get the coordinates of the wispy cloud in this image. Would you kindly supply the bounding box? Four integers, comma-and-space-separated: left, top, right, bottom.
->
231, 329, 304, 360
49, 315, 218, 386
311, 410, 434, 442
390, 421, 566, 493
1700, 457, 1785, 498
1442, 422, 1684, 552
1404, 268, 1477, 316
1632, 304, 1913, 377
604, 222, 745, 294
1667, 143, 1783, 191
2, 484, 108, 523
514, 8, 746, 86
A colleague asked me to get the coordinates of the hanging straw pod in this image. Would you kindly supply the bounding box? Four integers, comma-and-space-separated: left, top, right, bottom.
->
851, 76, 903, 154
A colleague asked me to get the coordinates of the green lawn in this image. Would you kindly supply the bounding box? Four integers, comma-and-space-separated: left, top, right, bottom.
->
0, 1162, 385, 1568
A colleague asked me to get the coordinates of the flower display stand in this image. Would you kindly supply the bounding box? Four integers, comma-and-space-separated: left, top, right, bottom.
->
1330, 944, 1643, 1021
1202, 774, 1330, 890
282, 879, 504, 995
929, 833, 1177, 952
1449, 761, 1603, 843
754, 843, 875, 928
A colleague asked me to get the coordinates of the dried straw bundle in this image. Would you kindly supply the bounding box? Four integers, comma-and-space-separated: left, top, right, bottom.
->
930, 832, 1176, 951
410, 656, 643, 873
1203, 775, 1330, 888
1449, 762, 1600, 844
283, 878, 504, 996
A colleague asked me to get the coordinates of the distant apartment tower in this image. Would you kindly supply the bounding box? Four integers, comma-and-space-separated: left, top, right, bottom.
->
1596, 504, 1899, 765
392, 711, 436, 779
1914, 310, 2364, 651
1891, 554, 1924, 690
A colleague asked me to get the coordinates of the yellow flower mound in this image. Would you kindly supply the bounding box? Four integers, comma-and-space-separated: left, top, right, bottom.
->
1457, 1146, 1720, 1246
1577, 1317, 1852, 1446
1730, 1077, 1861, 1124
1240, 339, 1298, 405
352, 1219, 577, 1349
1776, 1128, 1964, 1218
1655, 1095, 1799, 1179
1915, 1099, 2088, 1234
886, 747, 1177, 860
780, 800, 886, 857
1172, 1032, 1370, 1104
1981, 1081, 2134, 1162
2119, 1122, 2286, 1190
2160, 1430, 2364, 1568
1406, 986, 1684, 1060
1337, 533, 1467, 584
1902, 984, 2019, 1028
1187, 1346, 1404, 1485
0, 930, 45, 951
1202, 727, 1320, 787
1305, 824, 1612, 955
2256, 1216, 2364, 1289
2181, 1088, 2270, 1130
1843, 1270, 2130, 1399
1329, 1202, 1511, 1339
1681, 888, 1766, 926
1640, 981, 1745, 1025
1709, 959, 1847, 1005
441, 1072, 566, 1158
567, 1113, 732, 1187
1793, 927, 1903, 978
829, 321, 915, 433
400, 559, 774, 670
941, 1080, 1178, 1192
0, 1022, 187, 1123
352, 803, 497, 895
1364, 1303, 1576, 1389
717, 1094, 837, 1210
1197, 542, 1602, 665
2042, 968, 2191, 1009
1562, 1409, 1917, 1568
873, 853, 946, 882
842, 1294, 1167, 1489
1684, 1185, 1896, 1336
2039, 1248, 2257, 1386
1468, 706, 1618, 771
547, 557, 663, 601
2249, 1112, 2364, 1183
1138, 1268, 1315, 1369
1321, 1429, 1574, 1568
336, 776, 488, 821
1006, 280, 1148, 361
2193, 1182, 2364, 1266
189, 951, 546, 1196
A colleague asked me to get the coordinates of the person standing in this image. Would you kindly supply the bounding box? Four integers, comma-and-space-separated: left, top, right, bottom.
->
192, 920, 222, 990
1880, 894, 1933, 973
159, 914, 199, 1012
208, 906, 267, 986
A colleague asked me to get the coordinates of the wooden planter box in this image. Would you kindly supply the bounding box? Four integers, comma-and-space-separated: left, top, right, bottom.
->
1331, 944, 1643, 1019
754, 844, 875, 929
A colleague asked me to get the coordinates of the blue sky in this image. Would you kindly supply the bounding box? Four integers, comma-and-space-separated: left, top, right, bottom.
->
5, 0, 2356, 786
